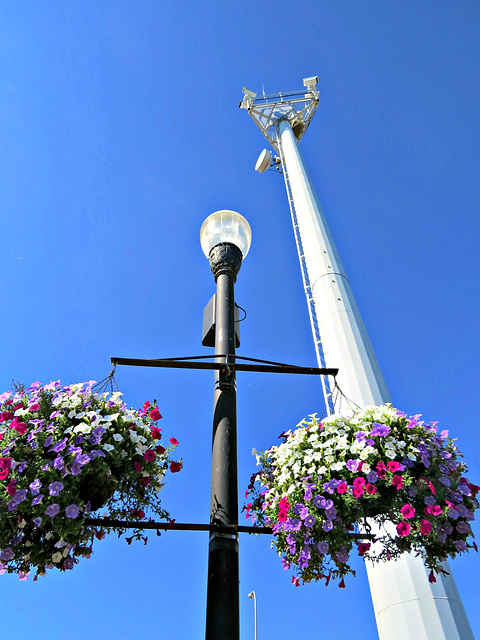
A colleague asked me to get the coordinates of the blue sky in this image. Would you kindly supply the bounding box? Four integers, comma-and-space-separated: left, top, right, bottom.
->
1, 2, 479, 637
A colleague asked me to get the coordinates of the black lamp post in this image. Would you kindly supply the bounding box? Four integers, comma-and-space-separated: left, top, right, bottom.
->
200, 210, 252, 640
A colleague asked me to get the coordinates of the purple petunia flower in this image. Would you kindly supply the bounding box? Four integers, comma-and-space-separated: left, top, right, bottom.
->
323, 481, 335, 495
346, 459, 358, 472
76, 454, 90, 467
455, 540, 467, 552
49, 482, 64, 496
45, 503, 60, 517
68, 445, 82, 457
33, 517, 42, 527
304, 514, 316, 528
281, 557, 291, 570
312, 495, 326, 509
439, 477, 451, 487
322, 520, 333, 532
71, 461, 83, 476
298, 549, 311, 569
366, 471, 378, 484
17, 461, 27, 473
63, 558, 74, 570
337, 550, 350, 563
458, 484, 472, 496
43, 435, 53, 448
50, 438, 67, 453
424, 496, 437, 506
325, 506, 337, 521
0, 548, 14, 562
29, 479, 42, 496
292, 503, 304, 515
31, 494, 44, 506
286, 533, 296, 546
65, 504, 80, 519
316, 541, 329, 554
371, 423, 390, 437
299, 506, 310, 520
456, 521, 471, 534
92, 425, 106, 437
53, 456, 65, 470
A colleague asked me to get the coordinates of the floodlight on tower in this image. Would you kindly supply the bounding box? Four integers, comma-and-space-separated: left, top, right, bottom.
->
240, 77, 474, 640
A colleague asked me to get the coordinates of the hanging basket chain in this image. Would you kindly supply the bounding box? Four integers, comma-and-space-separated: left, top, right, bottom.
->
92, 364, 119, 395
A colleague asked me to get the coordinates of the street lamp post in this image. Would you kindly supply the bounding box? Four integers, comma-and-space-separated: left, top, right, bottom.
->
248, 591, 258, 640
200, 210, 252, 640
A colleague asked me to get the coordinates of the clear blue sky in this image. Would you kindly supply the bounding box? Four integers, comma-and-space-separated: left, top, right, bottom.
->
1, 2, 479, 638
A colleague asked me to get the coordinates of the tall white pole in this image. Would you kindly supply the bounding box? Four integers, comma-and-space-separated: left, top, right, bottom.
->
277, 117, 474, 640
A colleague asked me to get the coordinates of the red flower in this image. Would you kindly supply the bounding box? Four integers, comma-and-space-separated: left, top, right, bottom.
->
400, 504, 415, 518
429, 570, 437, 583
134, 461, 143, 473
337, 482, 347, 494
376, 461, 386, 479
338, 577, 346, 588
6, 479, 17, 496
150, 407, 162, 422
151, 427, 162, 440
428, 481, 436, 495
169, 437, 179, 446
141, 477, 151, 487
387, 461, 401, 473
420, 519, 433, 535
291, 576, 300, 587
155, 445, 166, 454
278, 496, 290, 522
143, 401, 151, 411
396, 521, 410, 537
352, 486, 364, 498
0, 467, 9, 481
365, 483, 377, 495
0, 457, 11, 471
357, 543, 371, 556
137, 510, 145, 519
169, 461, 182, 473
392, 474, 404, 490
144, 450, 155, 462
425, 504, 442, 516
0, 411, 13, 422
11, 417, 27, 434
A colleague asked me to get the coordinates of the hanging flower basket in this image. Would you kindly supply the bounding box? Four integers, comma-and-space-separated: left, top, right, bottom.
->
246, 405, 479, 587
0, 381, 182, 580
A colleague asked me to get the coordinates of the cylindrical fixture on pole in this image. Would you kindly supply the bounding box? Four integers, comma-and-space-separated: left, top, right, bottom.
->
277, 117, 474, 639
205, 242, 242, 640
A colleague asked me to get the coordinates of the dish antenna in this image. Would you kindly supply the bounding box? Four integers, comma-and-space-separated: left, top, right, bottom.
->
254, 149, 281, 173
254, 149, 272, 173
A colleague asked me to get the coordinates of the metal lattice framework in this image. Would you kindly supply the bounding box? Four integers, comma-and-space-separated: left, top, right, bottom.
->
239, 83, 319, 152
240, 79, 335, 415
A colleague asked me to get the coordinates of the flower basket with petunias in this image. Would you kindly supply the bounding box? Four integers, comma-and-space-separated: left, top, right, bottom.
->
0, 381, 182, 580
246, 405, 479, 588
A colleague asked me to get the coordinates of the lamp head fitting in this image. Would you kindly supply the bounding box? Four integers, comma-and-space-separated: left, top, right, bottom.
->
208, 242, 243, 282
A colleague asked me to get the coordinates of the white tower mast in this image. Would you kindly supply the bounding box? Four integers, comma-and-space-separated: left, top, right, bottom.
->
240, 77, 473, 640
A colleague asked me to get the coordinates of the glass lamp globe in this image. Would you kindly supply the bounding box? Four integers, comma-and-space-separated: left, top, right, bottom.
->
200, 210, 252, 259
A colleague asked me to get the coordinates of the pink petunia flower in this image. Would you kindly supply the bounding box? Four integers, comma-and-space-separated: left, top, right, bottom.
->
396, 521, 410, 536
400, 504, 415, 519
